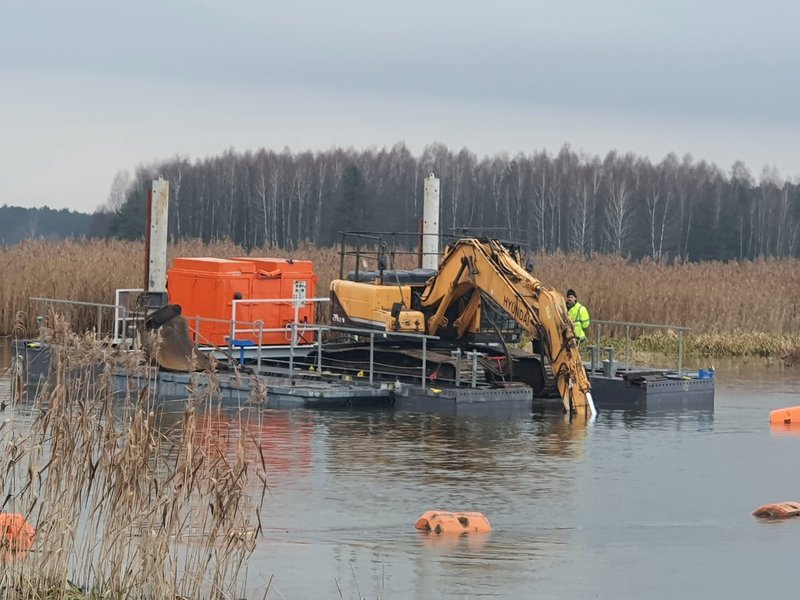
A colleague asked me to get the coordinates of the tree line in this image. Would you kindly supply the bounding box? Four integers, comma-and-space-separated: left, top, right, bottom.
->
0, 206, 93, 246
103, 143, 800, 261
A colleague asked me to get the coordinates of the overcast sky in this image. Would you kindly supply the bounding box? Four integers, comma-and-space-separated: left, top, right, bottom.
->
1, 0, 798, 213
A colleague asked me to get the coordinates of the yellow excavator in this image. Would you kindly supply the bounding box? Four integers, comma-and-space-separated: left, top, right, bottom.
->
330, 238, 594, 414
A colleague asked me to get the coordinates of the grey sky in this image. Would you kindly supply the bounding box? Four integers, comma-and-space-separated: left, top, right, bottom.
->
1, 0, 798, 212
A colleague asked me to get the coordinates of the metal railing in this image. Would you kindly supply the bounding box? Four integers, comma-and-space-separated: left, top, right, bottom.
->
30, 296, 133, 341
31, 293, 487, 391
337, 229, 533, 277
589, 319, 692, 377
277, 323, 443, 389
338, 230, 439, 277
113, 288, 146, 344
238, 318, 496, 391
230, 296, 328, 346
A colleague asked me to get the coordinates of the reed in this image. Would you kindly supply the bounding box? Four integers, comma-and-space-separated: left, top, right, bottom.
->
1, 315, 266, 598
584, 331, 800, 363
2, 239, 799, 358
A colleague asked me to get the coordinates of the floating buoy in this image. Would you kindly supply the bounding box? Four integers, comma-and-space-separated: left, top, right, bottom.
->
415, 511, 491, 534
752, 502, 800, 520
0, 513, 35, 552
770, 406, 800, 426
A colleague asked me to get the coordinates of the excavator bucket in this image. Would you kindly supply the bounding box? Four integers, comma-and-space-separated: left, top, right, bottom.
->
141, 304, 212, 372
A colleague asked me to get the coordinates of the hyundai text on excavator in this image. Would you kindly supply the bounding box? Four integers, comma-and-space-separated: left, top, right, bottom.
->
328, 236, 595, 414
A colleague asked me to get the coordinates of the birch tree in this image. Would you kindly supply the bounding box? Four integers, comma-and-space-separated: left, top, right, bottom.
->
603, 151, 636, 254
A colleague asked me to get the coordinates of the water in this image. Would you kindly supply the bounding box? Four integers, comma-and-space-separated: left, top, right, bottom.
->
1, 338, 799, 599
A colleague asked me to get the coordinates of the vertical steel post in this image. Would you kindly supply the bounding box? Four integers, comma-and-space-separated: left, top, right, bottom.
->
317, 327, 323, 373
423, 173, 441, 270
147, 178, 169, 296
257, 321, 263, 373
96, 305, 102, 338
144, 187, 152, 292
678, 330, 684, 377
470, 351, 478, 388
289, 323, 297, 381
625, 324, 631, 372
421, 336, 427, 390
339, 232, 346, 278
130, 310, 137, 350
369, 332, 375, 384
452, 349, 462, 387
595, 322, 602, 357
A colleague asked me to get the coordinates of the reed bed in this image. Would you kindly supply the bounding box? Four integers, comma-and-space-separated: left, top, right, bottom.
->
584, 331, 800, 365
2, 239, 799, 357
1, 315, 266, 598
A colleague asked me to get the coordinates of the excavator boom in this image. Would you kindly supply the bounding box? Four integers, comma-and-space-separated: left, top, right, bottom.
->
420, 239, 594, 414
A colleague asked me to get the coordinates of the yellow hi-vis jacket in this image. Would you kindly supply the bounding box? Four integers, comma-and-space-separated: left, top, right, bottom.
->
568, 302, 590, 341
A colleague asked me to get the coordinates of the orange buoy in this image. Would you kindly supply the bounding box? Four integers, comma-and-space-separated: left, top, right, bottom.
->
752, 502, 800, 520
769, 406, 800, 426
0, 513, 35, 552
415, 511, 492, 534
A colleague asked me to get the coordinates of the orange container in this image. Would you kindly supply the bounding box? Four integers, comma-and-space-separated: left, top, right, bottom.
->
0, 513, 35, 552
237, 258, 317, 345
769, 406, 800, 426
167, 257, 316, 346
752, 501, 800, 519
415, 511, 492, 534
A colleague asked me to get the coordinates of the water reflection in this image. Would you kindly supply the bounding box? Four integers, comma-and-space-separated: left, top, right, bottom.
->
768, 423, 800, 437
174, 406, 591, 598
150, 403, 316, 486
4, 339, 800, 599
531, 409, 589, 458
593, 406, 716, 433
414, 528, 491, 551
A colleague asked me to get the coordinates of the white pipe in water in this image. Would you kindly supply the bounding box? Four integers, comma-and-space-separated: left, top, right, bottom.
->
587, 391, 597, 421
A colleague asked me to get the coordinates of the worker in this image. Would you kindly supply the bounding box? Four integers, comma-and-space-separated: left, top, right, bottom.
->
565, 289, 590, 343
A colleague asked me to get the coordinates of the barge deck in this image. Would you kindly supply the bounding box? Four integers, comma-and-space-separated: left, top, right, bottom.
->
10, 314, 715, 414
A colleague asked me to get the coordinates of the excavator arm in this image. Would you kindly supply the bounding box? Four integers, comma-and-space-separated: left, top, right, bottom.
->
420, 239, 595, 415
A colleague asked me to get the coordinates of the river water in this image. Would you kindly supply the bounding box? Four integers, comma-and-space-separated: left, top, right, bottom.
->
1, 340, 799, 599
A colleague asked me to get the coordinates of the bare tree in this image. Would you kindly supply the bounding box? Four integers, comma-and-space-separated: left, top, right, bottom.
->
569, 156, 601, 254
602, 151, 636, 254
529, 151, 550, 251
643, 154, 677, 260
105, 171, 132, 212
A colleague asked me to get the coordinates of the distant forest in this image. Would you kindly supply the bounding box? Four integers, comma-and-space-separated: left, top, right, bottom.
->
8, 143, 798, 262
104, 143, 800, 262
0, 205, 93, 245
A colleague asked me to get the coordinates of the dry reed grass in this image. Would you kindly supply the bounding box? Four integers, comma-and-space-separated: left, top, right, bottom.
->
2, 239, 799, 358
586, 331, 800, 361
1, 314, 266, 598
